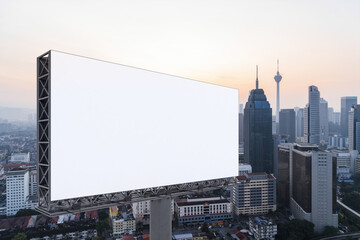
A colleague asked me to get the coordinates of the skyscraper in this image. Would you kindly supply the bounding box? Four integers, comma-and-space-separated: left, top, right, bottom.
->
320, 98, 329, 143
304, 86, 320, 145
279, 109, 296, 143
244, 66, 273, 173
341, 96, 357, 137
274, 60, 282, 123
295, 108, 304, 138
349, 104, 360, 151
328, 107, 334, 123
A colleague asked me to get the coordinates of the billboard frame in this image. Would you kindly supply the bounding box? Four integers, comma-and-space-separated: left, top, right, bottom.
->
36, 51, 236, 216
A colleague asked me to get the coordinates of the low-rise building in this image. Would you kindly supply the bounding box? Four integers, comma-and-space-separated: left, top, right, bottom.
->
337, 166, 351, 181
175, 197, 232, 226
132, 199, 174, 220
112, 213, 136, 237
232, 173, 276, 216
9, 153, 30, 163
249, 217, 277, 240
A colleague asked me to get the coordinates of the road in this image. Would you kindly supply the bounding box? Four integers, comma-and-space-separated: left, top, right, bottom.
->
337, 199, 360, 218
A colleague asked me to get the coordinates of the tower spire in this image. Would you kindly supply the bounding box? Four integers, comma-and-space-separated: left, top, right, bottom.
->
256, 65, 259, 89
277, 59, 279, 73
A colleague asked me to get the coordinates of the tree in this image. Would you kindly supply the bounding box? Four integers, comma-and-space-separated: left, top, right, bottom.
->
321, 226, 338, 236
15, 208, 39, 217
12, 233, 27, 240
343, 192, 360, 212
348, 225, 359, 232
277, 219, 315, 240
98, 209, 109, 221
96, 220, 110, 237
201, 223, 209, 233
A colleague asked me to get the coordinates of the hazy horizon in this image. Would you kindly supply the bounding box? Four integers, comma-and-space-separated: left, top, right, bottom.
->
1, 0, 359, 113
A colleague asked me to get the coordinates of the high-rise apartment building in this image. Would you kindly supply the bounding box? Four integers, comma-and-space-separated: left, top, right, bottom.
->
341, 97, 357, 137
349, 104, 360, 151
320, 98, 329, 143
278, 143, 337, 232
279, 109, 295, 143
244, 66, 273, 173
6, 168, 30, 216
304, 86, 320, 145
232, 172, 276, 216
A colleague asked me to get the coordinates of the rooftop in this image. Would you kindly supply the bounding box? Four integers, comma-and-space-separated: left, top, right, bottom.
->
176, 199, 230, 207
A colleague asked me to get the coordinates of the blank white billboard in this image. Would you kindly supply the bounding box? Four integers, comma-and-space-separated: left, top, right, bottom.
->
50, 51, 238, 201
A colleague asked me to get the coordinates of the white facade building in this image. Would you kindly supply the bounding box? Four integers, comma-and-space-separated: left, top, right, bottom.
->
232, 172, 276, 216
112, 214, 136, 236
175, 197, 232, 226
132, 199, 174, 219
6, 168, 29, 216
337, 166, 351, 180
290, 144, 338, 232
249, 217, 277, 240
9, 153, 30, 163
238, 163, 252, 176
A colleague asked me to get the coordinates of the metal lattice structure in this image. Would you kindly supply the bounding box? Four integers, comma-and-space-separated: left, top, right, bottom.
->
36, 51, 236, 217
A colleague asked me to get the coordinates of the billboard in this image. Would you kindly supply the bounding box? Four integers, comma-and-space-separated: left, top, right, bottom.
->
46, 51, 238, 201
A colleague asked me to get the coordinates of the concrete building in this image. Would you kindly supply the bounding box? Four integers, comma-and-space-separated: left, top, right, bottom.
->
341, 96, 357, 137
9, 153, 30, 163
295, 108, 304, 138
238, 163, 252, 176
232, 172, 276, 216
335, 152, 351, 169
337, 166, 351, 181
29, 169, 37, 196
328, 107, 334, 123
320, 98, 329, 143
333, 112, 341, 125
349, 104, 360, 151
249, 217, 277, 240
279, 109, 296, 143
112, 213, 136, 237
328, 135, 348, 149
304, 86, 321, 145
356, 155, 360, 174
175, 197, 232, 226
279, 143, 338, 232
132, 199, 174, 220
6, 168, 29, 216
244, 66, 273, 173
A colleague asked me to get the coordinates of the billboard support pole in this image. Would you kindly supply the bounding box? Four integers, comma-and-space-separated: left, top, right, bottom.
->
150, 196, 172, 239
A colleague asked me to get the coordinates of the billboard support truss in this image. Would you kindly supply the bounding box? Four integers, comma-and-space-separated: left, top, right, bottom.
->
36, 51, 236, 217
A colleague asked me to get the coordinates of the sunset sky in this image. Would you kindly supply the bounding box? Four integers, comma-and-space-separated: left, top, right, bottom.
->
0, 0, 359, 113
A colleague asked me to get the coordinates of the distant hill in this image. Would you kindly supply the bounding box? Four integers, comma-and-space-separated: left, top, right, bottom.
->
0, 106, 35, 122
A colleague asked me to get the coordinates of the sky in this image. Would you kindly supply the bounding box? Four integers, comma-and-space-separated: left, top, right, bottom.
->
0, 0, 359, 113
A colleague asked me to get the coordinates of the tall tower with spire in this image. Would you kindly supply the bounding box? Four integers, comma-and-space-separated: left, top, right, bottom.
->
244, 66, 273, 173
274, 60, 282, 123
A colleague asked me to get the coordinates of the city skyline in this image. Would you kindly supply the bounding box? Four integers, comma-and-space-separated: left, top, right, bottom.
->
0, 0, 359, 112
